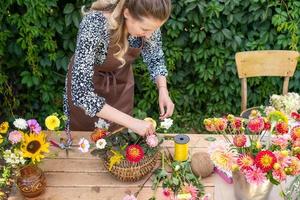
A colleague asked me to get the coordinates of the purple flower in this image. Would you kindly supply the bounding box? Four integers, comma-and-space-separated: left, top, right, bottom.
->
9, 131, 22, 144
27, 119, 41, 134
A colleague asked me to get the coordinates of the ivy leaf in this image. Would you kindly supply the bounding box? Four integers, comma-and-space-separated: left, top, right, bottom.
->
63, 4, 74, 14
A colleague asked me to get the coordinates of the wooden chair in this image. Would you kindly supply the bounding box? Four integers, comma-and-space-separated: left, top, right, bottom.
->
235, 50, 299, 117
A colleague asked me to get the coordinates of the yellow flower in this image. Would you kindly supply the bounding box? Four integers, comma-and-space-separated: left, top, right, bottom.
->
45, 115, 60, 130
144, 117, 157, 129
0, 122, 9, 134
20, 132, 49, 163
0, 135, 3, 144
108, 150, 124, 171
267, 111, 288, 123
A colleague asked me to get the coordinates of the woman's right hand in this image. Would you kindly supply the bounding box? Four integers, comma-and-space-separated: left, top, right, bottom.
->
129, 119, 155, 137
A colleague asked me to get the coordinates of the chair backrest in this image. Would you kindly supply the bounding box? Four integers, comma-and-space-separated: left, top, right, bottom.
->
235, 50, 299, 112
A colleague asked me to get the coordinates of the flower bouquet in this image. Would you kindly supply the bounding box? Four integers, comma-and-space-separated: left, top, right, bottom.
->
78, 118, 170, 182
203, 109, 300, 199
0, 114, 62, 198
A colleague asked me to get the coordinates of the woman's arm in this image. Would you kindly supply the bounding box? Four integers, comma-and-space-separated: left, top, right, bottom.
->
96, 104, 155, 136
141, 29, 174, 119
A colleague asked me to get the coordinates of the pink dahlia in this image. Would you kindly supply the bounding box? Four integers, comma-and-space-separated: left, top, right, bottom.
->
244, 166, 266, 185
272, 169, 287, 182
146, 134, 159, 147
247, 117, 264, 133
8, 130, 22, 144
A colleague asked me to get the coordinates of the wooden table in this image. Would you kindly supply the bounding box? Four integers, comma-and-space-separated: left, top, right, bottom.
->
9, 132, 284, 200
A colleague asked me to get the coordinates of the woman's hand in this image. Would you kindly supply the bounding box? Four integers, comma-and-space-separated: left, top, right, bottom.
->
128, 119, 155, 137
158, 87, 174, 120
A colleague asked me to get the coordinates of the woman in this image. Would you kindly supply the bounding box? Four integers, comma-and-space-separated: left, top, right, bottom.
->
64, 0, 174, 137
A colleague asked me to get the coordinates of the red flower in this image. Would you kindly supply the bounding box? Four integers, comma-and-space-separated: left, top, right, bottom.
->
291, 125, 300, 141
90, 128, 107, 142
255, 150, 277, 172
247, 117, 264, 133
263, 120, 271, 130
275, 122, 289, 135
291, 112, 300, 121
231, 118, 243, 130
126, 145, 144, 163
233, 134, 247, 147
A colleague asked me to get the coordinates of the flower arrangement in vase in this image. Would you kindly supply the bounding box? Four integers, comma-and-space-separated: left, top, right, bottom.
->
204, 108, 300, 200
0, 114, 62, 198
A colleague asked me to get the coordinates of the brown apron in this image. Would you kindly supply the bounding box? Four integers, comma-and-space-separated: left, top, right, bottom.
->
66, 39, 143, 131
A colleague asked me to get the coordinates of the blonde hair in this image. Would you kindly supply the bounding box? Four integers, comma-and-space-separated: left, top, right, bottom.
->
86, 0, 171, 67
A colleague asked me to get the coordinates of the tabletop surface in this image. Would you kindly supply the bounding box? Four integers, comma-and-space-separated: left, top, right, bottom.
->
8, 132, 284, 200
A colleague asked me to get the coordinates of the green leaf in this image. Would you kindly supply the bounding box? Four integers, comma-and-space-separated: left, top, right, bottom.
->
63, 4, 74, 14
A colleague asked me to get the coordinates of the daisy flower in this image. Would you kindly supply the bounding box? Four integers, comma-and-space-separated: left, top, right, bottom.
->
96, 139, 107, 149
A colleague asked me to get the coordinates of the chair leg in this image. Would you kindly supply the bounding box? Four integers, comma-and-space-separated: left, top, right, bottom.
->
241, 78, 247, 112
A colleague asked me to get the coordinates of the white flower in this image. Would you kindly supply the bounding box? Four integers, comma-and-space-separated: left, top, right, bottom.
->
3, 150, 26, 167
270, 93, 300, 115
13, 118, 28, 130
94, 118, 110, 129
160, 118, 173, 130
78, 138, 90, 153
96, 139, 107, 149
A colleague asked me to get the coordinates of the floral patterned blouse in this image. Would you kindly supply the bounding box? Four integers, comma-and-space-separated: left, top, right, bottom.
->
63, 11, 168, 123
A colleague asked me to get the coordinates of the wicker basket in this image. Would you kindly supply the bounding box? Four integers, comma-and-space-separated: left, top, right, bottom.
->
103, 150, 160, 182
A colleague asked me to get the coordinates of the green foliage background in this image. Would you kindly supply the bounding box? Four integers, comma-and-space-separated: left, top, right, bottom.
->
0, 0, 299, 132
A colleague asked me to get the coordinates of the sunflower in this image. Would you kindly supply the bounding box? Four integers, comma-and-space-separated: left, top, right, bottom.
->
21, 132, 49, 163
45, 115, 60, 130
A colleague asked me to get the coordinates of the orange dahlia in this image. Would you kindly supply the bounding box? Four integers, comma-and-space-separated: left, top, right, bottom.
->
233, 134, 247, 147
291, 125, 300, 141
237, 154, 254, 170
126, 144, 144, 163
90, 128, 107, 142
255, 150, 277, 172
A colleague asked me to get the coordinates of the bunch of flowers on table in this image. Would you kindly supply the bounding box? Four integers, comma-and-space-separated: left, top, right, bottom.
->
0, 114, 62, 191
78, 118, 167, 170
269, 92, 300, 116
203, 109, 300, 186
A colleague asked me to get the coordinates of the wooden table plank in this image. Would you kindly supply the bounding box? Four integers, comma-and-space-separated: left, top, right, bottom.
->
9, 186, 215, 200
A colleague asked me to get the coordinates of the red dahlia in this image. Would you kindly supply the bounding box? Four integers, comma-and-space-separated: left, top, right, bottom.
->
126, 144, 144, 163
275, 122, 289, 135
255, 150, 277, 172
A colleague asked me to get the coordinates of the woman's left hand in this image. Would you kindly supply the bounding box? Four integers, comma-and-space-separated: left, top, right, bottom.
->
158, 87, 174, 120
